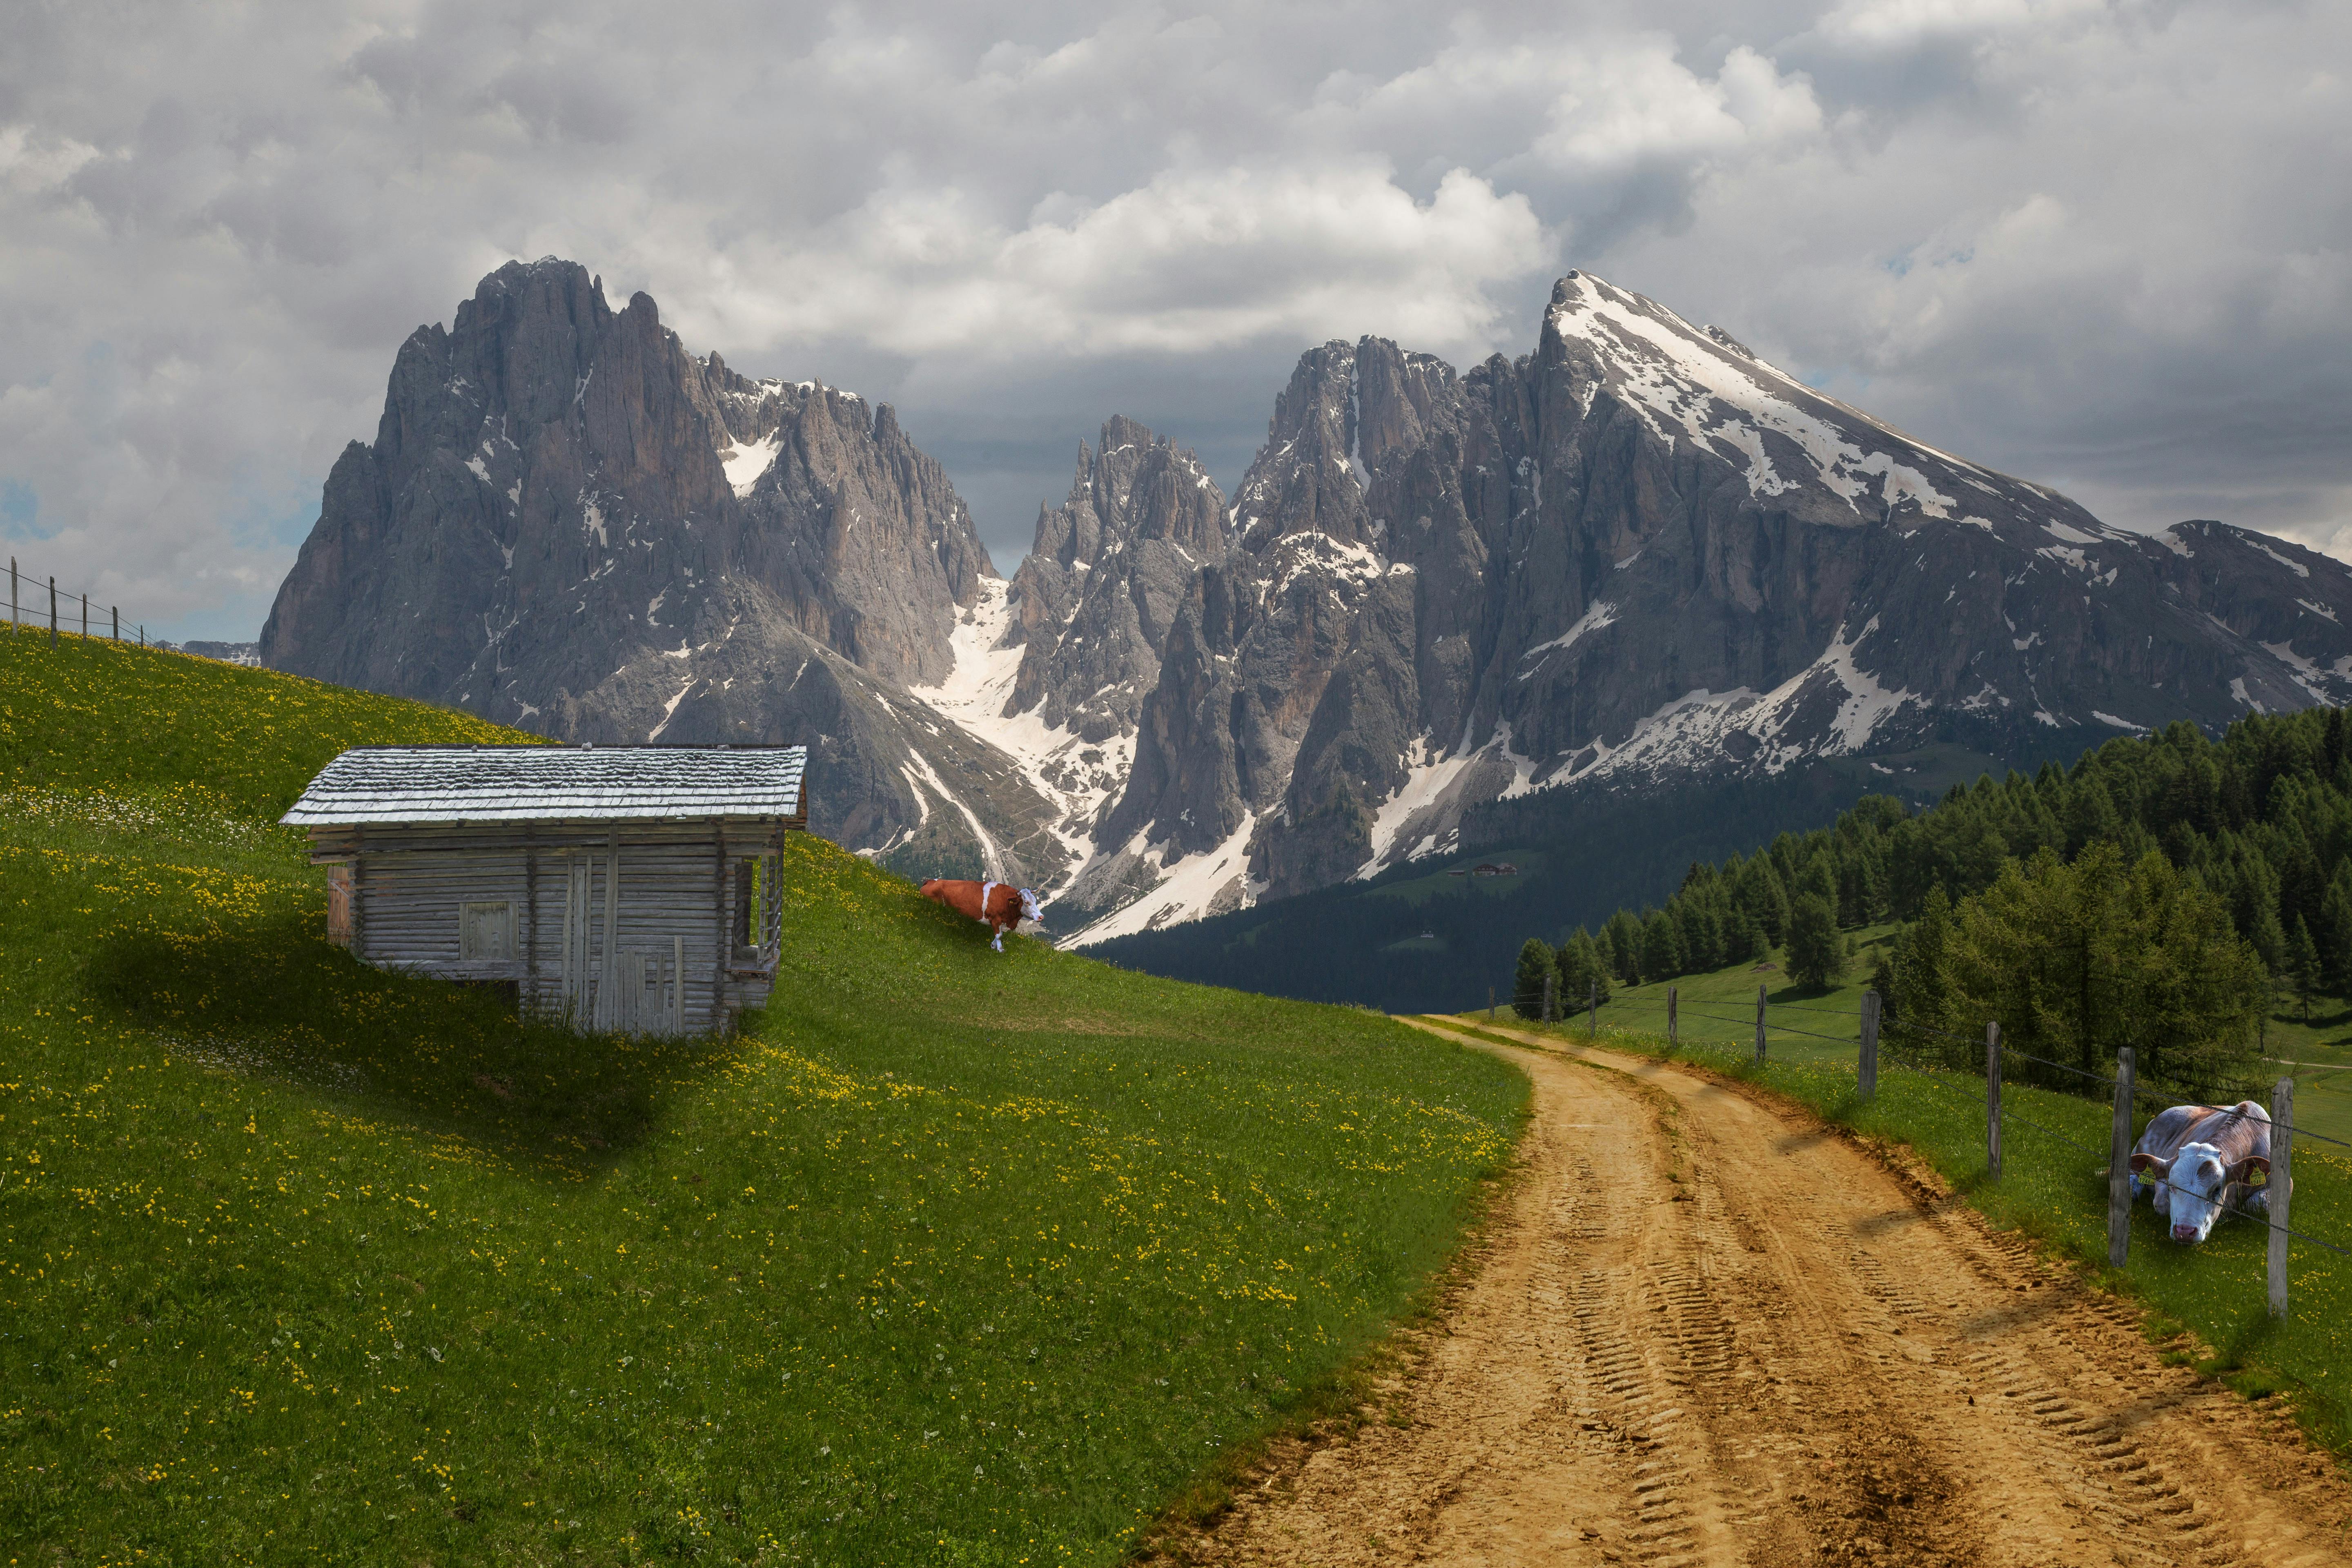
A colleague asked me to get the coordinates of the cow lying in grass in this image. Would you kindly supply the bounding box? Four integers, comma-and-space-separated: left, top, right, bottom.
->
920, 879, 1045, 952
2128, 1101, 2272, 1245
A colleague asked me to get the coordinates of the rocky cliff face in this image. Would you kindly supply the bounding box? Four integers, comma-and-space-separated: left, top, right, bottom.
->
261, 258, 1058, 883
1051, 272, 2352, 941
1002, 416, 1225, 743
265, 259, 2352, 938
892, 418, 1231, 906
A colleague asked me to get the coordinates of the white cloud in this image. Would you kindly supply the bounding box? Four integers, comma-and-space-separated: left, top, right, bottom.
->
1813, 0, 2109, 53
1530, 43, 1822, 174
0, 0, 2346, 636
709, 161, 1546, 361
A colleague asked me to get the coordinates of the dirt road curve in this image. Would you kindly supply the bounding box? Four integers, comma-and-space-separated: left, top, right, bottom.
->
1183, 1025, 2352, 1568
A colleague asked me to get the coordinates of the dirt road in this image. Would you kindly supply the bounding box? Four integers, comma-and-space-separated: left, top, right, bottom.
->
1182, 1025, 2351, 1567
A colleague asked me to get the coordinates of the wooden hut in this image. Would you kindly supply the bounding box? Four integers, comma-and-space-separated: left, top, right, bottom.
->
282, 744, 807, 1035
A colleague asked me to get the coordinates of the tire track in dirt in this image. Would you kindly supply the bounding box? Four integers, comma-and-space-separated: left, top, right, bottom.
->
1161, 1025, 2352, 1567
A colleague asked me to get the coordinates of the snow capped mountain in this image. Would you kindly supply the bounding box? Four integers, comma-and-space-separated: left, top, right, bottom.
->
264, 260, 2352, 943
1017, 271, 2352, 935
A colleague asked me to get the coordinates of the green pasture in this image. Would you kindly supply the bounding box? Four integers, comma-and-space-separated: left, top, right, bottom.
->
2247, 1004, 2352, 1149
1532, 927, 2352, 1143
1445, 1010, 2352, 1461
1533, 925, 1903, 1066
0, 630, 1528, 1564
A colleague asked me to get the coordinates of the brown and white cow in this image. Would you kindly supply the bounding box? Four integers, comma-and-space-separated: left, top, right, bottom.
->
919, 879, 1045, 952
2127, 1101, 2271, 1245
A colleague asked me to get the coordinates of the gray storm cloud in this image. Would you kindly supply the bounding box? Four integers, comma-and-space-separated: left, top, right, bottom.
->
1, 0, 2345, 638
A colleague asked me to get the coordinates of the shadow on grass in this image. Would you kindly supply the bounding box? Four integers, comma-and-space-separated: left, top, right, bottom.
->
2210, 1312, 2287, 1382
80, 907, 740, 1172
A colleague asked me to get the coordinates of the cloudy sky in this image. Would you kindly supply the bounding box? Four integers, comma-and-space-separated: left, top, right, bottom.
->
3, 0, 2346, 640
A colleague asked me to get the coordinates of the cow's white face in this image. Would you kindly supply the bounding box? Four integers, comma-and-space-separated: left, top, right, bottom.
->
2141, 1140, 2263, 1244
1018, 889, 1044, 926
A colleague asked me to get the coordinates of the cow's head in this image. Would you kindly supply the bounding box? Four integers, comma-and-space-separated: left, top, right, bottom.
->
1018, 888, 1045, 927
2131, 1143, 2270, 1244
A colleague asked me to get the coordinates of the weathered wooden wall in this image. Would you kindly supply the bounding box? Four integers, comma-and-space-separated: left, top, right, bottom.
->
306, 818, 791, 1034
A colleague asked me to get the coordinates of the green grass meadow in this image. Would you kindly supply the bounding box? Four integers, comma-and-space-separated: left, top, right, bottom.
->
0, 630, 1529, 1564
1451, 992, 2352, 1461
1568, 924, 1903, 1066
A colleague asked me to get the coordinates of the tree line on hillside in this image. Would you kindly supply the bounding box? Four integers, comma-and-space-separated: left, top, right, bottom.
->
1513, 709, 2352, 1100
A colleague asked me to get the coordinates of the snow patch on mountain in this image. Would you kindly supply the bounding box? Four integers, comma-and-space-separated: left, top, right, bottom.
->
2253, 542, 2311, 578
722, 432, 780, 497
910, 575, 1134, 877
1536, 617, 1921, 793
1356, 735, 1486, 879
2261, 639, 2334, 703
1549, 273, 1980, 517
1062, 812, 1263, 946
1519, 600, 1618, 677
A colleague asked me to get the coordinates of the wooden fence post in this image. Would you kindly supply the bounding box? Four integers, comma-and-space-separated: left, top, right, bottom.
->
111, 605, 119, 640
1754, 984, 1767, 1063
2108, 1047, 2135, 1269
1542, 969, 1555, 1024
8, 557, 16, 636
1859, 989, 1880, 1099
1588, 978, 1598, 1038
1668, 985, 1678, 1045
2270, 1076, 2295, 1319
80, 592, 87, 639
1985, 1021, 2003, 1180
49, 576, 57, 648
1487, 986, 1494, 1022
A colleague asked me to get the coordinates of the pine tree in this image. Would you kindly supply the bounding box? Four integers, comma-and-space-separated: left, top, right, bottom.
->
1513, 938, 1557, 1021
2320, 867, 2352, 994
1785, 894, 1846, 990
1890, 885, 1957, 1057
1605, 909, 1646, 984
1642, 910, 1685, 982
1800, 851, 1838, 912
2250, 902, 2290, 978
1676, 898, 1718, 973
1555, 927, 1610, 1011
1725, 905, 1763, 965
2290, 917, 2321, 1023
1735, 855, 1791, 947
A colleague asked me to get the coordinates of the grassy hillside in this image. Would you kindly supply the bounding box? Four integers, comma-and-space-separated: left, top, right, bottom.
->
0, 632, 1528, 1563
1558, 924, 1902, 1064
1560, 928, 2352, 1142
0, 625, 532, 813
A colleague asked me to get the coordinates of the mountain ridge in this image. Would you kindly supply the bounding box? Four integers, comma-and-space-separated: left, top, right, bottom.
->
260, 259, 2352, 947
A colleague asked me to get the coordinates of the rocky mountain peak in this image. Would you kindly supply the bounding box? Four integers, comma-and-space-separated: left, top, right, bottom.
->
1057, 271, 2352, 943
263, 256, 1052, 889
1000, 416, 1225, 740
265, 260, 2352, 952
1232, 341, 1375, 555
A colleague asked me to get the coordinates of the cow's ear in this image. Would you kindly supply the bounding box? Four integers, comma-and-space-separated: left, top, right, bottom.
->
2129, 1152, 2169, 1175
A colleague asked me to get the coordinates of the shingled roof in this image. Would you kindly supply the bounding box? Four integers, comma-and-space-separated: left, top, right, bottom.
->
281, 745, 807, 826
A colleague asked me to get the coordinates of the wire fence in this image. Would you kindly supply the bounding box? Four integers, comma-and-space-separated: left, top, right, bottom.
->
2, 552, 232, 656
1481, 976, 2348, 1311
